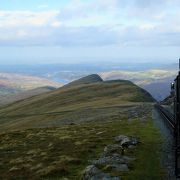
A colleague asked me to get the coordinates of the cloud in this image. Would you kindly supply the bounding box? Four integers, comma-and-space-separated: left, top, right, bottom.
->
0, 10, 61, 41
0, 11, 59, 27
0, 0, 180, 47
0, 25, 118, 46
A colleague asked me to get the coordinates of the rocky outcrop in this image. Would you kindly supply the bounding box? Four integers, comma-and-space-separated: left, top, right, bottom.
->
82, 135, 139, 180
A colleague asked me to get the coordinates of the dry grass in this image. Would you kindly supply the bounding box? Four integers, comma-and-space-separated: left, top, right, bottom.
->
0, 116, 164, 179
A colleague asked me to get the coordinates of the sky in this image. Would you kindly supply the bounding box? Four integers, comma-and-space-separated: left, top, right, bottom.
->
0, 0, 180, 64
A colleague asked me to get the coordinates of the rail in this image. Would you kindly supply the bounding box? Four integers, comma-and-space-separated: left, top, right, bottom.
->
155, 104, 175, 133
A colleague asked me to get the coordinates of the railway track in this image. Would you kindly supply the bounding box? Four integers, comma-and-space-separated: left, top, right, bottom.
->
155, 60, 180, 177
155, 104, 180, 177
155, 104, 175, 134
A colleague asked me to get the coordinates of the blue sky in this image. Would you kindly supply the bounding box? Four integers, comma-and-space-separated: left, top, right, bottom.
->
0, 0, 70, 11
0, 0, 180, 64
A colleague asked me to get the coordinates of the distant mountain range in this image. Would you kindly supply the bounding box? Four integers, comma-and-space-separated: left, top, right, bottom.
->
0, 72, 62, 97
0, 86, 57, 107
100, 69, 177, 101
39, 63, 178, 101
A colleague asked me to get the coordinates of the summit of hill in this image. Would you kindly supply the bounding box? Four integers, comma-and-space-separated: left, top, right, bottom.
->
62, 74, 103, 88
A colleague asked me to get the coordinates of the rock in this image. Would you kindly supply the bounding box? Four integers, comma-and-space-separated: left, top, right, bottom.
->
82, 165, 101, 178
113, 164, 129, 172
121, 141, 131, 148
84, 135, 138, 179
115, 135, 140, 148
115, 135, 130, 144
82, 165, 120, 180
122, 156, 136, 162
104, 144, 122, 155
130, 137, 140, 146
128, 145, 136, 149
115, 135, 131, 148
91, 154, 132, 166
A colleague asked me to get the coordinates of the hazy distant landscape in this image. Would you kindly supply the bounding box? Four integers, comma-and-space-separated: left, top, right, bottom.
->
0, 62, 177, 101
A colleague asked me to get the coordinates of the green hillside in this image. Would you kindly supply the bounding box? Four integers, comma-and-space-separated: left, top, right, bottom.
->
0, 75, 164, 179
0, 77, 154, 132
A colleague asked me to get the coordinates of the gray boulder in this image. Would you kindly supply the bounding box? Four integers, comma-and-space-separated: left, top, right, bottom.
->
82, 165, 120, 180
115, 135, 139, 147
104, 144, 122, 155
91, 154, 135, 166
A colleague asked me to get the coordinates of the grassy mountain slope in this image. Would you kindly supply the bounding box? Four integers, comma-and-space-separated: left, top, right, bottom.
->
0, 77, 154, 132
0, 75, 164, 179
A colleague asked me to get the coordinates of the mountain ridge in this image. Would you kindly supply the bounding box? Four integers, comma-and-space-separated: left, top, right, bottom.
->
0, 74, 154, 132
100, 69, 176, 100
61, 74, 103, 89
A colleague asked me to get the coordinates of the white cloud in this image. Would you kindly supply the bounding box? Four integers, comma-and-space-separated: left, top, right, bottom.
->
51, 21, 62, 27
0, 0, 180, 47
0, 11, 59, 27
0, 10, 61, 41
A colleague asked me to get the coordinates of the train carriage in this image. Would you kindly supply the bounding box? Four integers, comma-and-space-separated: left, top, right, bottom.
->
171, 59, 180, 177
